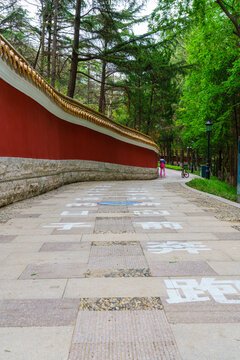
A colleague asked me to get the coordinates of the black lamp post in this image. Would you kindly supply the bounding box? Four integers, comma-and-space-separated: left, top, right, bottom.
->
205, 121, 213, 179
191, 141, 195, 173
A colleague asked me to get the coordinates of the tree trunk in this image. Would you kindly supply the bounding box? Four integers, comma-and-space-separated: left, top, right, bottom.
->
98, 59, 107, 114
51, 0, 58, 87
47, 13, 52, 79
67, 0, 82, 98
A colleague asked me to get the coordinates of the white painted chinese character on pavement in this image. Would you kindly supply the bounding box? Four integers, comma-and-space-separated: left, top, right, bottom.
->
133, 202, 161, 207
133, 210, 169, 216
66, 203, 97, 207
43, 223, 91, 230
61, 211, 89, 216
75, 197, 100, 201
139, 222, 182, 230
129, 197, 154, 200
147, 241, 210, 254
165, 278, 240, 304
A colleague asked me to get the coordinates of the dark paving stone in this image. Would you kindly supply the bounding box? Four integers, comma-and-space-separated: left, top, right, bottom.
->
214, 233, 240, 240
68, 310, 181, 360
14, 214, 41, 218
39, 242, 89, 252
150, 261, 217, 276
90, 244, 143, 257
97, 206, 129, 213
19, 263, 87, 279
94, 217, 134, 233
162, 298, 240, 312
132, 216, 166, 222
0, 299, 79, 326
0, 235, 16, 243
88, 255, 148, 270
166, 311, 240, 323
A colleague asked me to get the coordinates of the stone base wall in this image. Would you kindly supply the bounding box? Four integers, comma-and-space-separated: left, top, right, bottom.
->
0, 157, 158, 207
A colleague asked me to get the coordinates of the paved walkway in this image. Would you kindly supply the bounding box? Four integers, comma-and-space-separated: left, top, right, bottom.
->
0, 170, 240, 359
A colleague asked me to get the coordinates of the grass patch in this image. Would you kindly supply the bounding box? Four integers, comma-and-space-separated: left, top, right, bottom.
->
165, 164, 182, 171
186, 178, 237, 202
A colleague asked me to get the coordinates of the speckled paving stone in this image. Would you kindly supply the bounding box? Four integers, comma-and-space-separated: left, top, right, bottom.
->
19, 263, 87, 279
39, 242, 88, 252
150, 261, 217, 276
89, 244, 143, 257
88, 254, 148, 270
68, 310, 181, 360
214, 233, 240, 240
0, 299, 79, 326
94, 217, 134, 233
0, 235, 16, 243
85, 268, 151, 278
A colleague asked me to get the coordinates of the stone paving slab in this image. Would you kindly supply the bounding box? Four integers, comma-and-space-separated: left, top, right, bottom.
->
0, 236, 16, 243
2, 251, 89, 266
94, 217, 134, 233
39, 242, 90, 252
0, 279, 66, 299
0, 299, 79, 326
19, 263, 87, 279
64, 277, 168, 298
214, 232, 240, 240
207, 261, 240, 275
147, 233, 219, 241
0, 265, 27, 280
0, 326, 74, 360
171, 324, 240, 360
150, 261, 217, 276
68, 310, 181, 360
166, 311, 240, 323
88, 255, 148, 269
89, 244, 143, 257
14, 235, 82, 243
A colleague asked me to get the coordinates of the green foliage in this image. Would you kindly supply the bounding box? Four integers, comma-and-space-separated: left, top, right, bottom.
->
165, 164, 182, 171
186, 178, 237, 201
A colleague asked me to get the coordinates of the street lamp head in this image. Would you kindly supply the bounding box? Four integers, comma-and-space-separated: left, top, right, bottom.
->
205, 120, 213, 132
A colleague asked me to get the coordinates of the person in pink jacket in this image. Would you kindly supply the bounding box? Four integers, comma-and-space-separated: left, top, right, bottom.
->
160, 157, 166, 177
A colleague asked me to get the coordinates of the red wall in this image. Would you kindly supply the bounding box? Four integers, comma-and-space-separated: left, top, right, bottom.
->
0, 79, 157, 168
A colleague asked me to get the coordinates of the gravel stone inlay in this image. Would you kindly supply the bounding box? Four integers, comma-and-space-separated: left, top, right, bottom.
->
0, 299, 79, 326
85, 268, 151, 278
78, 297, 163, 311
150, 261, 217, 277
19, 263, 87, 279
92, 241, 138, 246
90, 244, 143, 257
68, 310, 181, 360
94, 217, 134, 233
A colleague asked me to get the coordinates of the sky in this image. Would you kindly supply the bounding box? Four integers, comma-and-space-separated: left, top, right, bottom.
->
19, 0, 159, 35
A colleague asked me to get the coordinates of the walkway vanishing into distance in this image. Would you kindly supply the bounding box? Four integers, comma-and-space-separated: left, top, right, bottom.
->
0, 170, 240, 359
